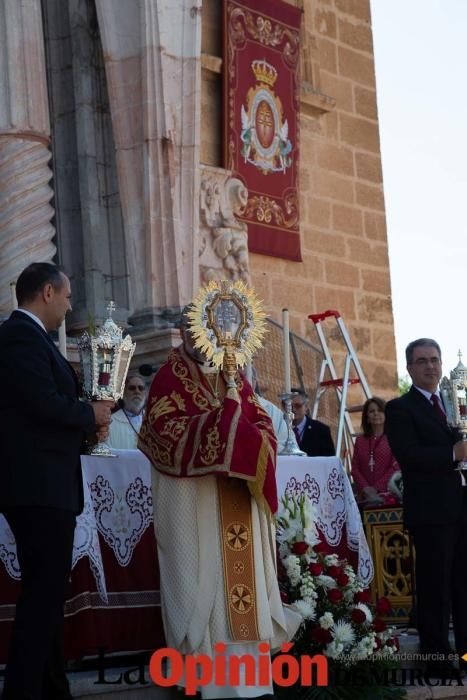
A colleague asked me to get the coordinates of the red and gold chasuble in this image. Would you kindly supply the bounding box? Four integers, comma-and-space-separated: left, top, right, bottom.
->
138, 346, 279, 641
138, 346, 278, 515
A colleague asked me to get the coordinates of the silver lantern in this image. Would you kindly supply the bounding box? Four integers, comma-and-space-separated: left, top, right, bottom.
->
440, 350, 467, 471
78, 301, 136, 456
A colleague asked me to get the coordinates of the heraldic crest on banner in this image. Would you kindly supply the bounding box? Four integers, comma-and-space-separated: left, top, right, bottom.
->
240, 59, 292, 174
224, 0, 302, 261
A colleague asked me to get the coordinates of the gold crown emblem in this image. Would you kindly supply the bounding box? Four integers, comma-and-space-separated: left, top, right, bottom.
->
251, 60, 277, 88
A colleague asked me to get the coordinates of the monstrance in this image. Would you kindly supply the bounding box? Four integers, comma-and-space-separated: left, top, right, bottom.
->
187, 280, 266, 399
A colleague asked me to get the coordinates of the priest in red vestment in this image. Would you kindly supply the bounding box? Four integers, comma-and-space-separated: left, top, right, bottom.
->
138, 310, 300, 699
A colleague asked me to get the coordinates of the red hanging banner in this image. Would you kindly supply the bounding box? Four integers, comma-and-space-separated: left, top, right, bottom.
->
223, 0, 302, 261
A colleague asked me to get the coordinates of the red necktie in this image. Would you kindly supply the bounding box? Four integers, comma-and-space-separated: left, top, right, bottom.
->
431, 393, 447, 423
293, 425, 301, 444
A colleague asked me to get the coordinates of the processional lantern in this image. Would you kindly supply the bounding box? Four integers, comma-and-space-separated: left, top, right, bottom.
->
78, 301, 136, 456
440, 350, 467, 470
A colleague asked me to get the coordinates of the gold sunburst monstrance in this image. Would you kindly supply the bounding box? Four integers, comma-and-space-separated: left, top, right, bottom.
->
187, 280, 267, 393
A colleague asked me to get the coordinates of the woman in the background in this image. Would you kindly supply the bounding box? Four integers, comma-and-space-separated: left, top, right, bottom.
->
352, 396, 401, 505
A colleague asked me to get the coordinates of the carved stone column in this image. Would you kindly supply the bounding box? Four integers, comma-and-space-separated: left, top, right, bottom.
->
199, 165, 251, 286
0, 0, 55, 316
95, 0, 201, 357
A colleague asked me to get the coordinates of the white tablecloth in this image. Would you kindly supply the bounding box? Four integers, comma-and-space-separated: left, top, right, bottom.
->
0, 449, 153, 601
82, 449, 153, 570
277, 456, 374, 585
0, 452, 372, 589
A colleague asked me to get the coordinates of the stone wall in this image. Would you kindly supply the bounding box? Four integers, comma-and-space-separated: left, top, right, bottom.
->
200, 0, 398, 397
0, 0, 398, 396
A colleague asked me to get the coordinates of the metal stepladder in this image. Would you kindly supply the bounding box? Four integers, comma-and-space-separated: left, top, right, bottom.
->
308, 310, 372, 473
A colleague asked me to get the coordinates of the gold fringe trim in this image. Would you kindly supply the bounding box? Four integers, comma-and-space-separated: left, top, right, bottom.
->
247, 435, 272, 520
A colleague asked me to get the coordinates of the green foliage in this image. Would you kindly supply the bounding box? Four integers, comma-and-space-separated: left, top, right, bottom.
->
87, 313, 96, 336
398, 376, 411, 396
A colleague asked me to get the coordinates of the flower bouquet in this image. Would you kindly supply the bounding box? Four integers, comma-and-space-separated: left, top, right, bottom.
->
275, 494, 404, 699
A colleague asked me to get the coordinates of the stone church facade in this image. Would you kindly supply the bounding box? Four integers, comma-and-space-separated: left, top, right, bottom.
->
0, 0, 397, 396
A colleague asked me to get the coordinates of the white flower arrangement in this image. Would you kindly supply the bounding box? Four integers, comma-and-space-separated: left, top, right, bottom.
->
319, 612, 334, 630
331, 620, 355, 645
276, 492, 400, 666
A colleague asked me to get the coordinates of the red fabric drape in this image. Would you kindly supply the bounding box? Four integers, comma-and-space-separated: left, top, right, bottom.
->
223, 0, 302, 261
138, 346, 279, 514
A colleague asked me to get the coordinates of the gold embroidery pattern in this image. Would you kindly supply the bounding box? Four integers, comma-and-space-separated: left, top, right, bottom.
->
218, 478, 259, 641
230, 584, 253, 614
244, 193, 298, 229
226, 522, 250, 551
159, 416, 189, 442
228, 7, 299, 77
147, 395, 176, 424
199, 413, 224, 465
170, 354, 210, 410
247, 436, 271, 518
170, 391, 186, 412
138, 423, 173, 469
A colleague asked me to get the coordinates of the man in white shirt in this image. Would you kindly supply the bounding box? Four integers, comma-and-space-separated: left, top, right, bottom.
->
251, 366, 299, 453
107, 373, 147, 449
386, 338, 467, 680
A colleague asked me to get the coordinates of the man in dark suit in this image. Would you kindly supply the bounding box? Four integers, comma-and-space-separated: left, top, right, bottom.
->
0, 263, 112, 700
385, 338, 467, 679
291, 389, 335, 457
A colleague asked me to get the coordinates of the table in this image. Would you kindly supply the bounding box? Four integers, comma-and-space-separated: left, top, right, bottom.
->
0, 452, 372, 663
276, 455, 374, 586
0, 450, 164, 663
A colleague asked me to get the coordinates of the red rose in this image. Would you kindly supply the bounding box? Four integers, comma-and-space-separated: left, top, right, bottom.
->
376, 596, 392, 615
308, 562, 324, 576
327, 565, 341, 578
314, 541, 331, 554
384, 494, 397, 506
292, 541, 308, 555
373, 618, 386, 633
354, 590, 371, 604
336, 573, 349, 587
374, 637, 383, 650
386, 637, 400, 651
351, 608, 367, 624
327, 588, 343, 604
280, 590, 289, 603
310, 625, 333, 644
